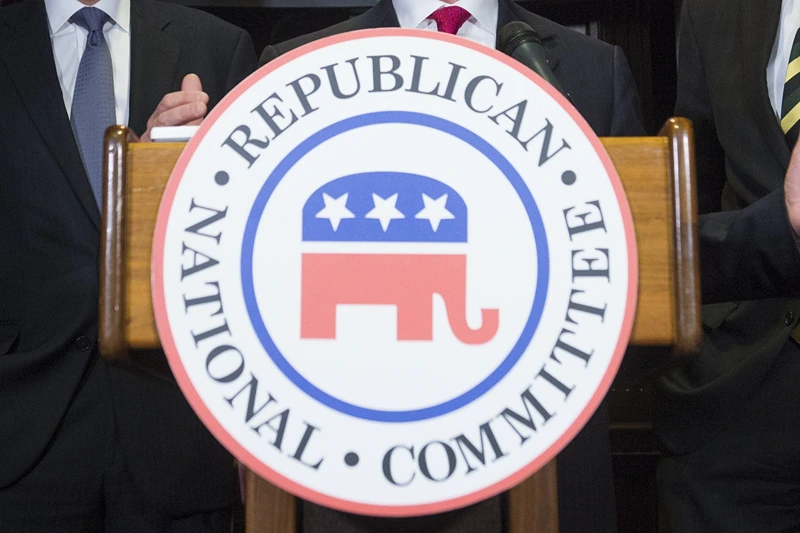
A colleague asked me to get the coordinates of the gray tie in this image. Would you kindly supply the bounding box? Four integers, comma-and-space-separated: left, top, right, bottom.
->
70, 7, 116, 208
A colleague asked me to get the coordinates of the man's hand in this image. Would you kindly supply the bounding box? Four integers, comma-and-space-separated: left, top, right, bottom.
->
140, 74, 209, 142
787, 141, 800, 242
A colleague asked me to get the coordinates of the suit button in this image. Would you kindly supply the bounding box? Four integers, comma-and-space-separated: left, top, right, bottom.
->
786, 312, 796, 326
74, 336, 92, 352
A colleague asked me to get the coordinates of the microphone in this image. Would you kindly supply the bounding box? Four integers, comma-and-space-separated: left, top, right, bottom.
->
498, 21, 569, 99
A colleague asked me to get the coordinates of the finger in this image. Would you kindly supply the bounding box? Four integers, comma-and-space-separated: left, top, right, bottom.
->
787, 143, 800, 237
182, 73, 203, 93
185, 118, 204, 126
152, 101, 207, 128
151, 90, 208, 119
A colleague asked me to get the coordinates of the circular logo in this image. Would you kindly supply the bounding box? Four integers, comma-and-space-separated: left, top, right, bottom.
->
153, 29, 637, 517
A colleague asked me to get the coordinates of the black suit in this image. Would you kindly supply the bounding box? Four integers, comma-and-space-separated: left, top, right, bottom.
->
260, 2, 645, 532
0, 0, 256, 528
655, 0, 800, 531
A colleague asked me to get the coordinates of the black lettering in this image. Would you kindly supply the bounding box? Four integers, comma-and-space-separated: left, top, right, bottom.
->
287, 73, 321, 117
550, 328, 593, 364
522, 119, 571, 165
489, 100, 527, 141
185, 200, 227, 244
407, 55, 443, 97
321, 58, 362, 99
418, 441, 457, 482
537, 366, 574, 399
464, 75, 502, 113
572, 248, 611, 281
441, 62, 467, 102
252, 409, 289, 450
222, 125, 269, 167
181, 243, 219, 279
383, 446, 416, 487
193, 321, 230, 346
252, 93, 298, 138
291, 422, 323, 470
226, 373, 277, 423
564, 201, 607, 239
565, 289, 607, 325
183, 281, 223, 316
499, 388, 553, 444
369, 55, 403, 92
452, 422, 506, 474
205, 344, 243, 383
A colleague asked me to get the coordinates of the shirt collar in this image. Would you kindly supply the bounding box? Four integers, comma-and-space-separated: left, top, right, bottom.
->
45, 0, 130, 36
393, 0, 499, 35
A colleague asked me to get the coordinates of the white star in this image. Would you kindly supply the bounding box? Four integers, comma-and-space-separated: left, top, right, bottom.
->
415, 193, 454, 231
365, 193, 405, 231
315, 193, 354, 231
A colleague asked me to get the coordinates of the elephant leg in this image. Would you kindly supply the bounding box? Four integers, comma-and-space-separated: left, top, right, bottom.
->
300, 254, 338, 339
396, 293, 434, 341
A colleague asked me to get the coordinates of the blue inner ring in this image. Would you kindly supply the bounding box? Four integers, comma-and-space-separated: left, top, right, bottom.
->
241, 111, 549, 422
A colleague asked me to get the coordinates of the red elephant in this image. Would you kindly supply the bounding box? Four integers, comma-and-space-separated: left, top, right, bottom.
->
300, 253, 498, 345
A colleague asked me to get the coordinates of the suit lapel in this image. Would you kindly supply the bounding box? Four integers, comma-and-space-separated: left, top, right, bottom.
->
739, 0, 789, 169
369, 0, 400, 29
0, 0, 100, 229
128, 0, 181, 135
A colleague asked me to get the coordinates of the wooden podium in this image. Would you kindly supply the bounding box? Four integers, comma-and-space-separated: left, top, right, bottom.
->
98, 118, 700, 533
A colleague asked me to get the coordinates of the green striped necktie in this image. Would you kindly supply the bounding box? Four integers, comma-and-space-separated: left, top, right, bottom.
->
781, 31, 800, 344
782, 28, 800, 147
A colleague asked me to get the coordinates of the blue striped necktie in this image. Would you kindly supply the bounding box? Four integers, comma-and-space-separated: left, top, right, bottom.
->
69, 7, 116, 208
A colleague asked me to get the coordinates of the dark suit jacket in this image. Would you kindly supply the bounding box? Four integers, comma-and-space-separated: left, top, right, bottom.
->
0, 0, 256, 517
259, 2, 645, 532
655, 0, 800, 456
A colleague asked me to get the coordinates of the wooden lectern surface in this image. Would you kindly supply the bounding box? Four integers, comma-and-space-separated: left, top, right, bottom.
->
100, 119, 700, 533
118, 137, 681, 351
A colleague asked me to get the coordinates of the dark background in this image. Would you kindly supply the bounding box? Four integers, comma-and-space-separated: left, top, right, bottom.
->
0, 0, 685, 531
177, 0, 682, 137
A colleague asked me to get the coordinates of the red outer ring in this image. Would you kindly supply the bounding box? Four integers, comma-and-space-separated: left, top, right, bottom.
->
151, 28, 639, 517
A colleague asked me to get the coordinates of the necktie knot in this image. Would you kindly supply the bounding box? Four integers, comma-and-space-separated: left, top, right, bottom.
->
70, 7, 112, 46
428, 5, 472, 36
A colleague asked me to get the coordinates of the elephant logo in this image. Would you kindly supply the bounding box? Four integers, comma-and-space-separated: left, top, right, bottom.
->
300, 172, 499, 345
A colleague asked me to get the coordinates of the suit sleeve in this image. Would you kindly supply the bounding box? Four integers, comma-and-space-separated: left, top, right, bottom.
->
676, 0, 800, 303
610, 45, 646, 137
224, 28, 258, 92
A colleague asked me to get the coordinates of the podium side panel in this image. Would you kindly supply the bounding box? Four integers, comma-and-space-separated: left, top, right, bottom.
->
125, 143, 181, 348
507, 459, 559, 533
246, 470, 298, 533
604, 138, 675, 346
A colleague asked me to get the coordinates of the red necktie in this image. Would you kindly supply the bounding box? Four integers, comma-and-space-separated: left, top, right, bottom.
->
428, 5, 472, 35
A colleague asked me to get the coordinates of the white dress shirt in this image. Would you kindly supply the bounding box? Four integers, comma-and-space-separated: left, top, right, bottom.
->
393, 0, 498, 50
45, 0, 131, 126
767, 0, 800, 118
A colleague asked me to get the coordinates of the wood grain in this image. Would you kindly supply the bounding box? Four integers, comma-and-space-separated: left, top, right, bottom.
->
507, 460, 559, 533
118, 137, 680, 350
124, 143, 183, 349
99, 126, 132, 361
245, 469, 297, 533
660, 118, 702, 355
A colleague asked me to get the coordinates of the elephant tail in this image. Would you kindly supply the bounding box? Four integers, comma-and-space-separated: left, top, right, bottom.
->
446, 307, 499, 345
